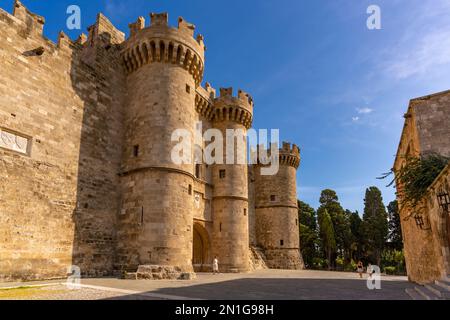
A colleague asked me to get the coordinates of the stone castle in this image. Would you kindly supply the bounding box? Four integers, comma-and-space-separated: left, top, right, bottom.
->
0, 1, 304, 281
394, 90, 450, 284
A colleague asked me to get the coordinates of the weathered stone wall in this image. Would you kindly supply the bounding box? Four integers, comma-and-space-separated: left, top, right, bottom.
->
394, 91, 450, 284
248, 165, 257, 246
398, 166, 450, 284
425, 165, 450, 279
414, 91, 450, 157
71, 14, 126, 277
0, 2, 125, 281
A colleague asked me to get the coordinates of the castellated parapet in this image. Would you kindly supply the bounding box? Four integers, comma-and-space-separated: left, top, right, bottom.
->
122, 13, 205, 85
0, 1, 303, 281
213, 88, 254, 129
279, 142, 301, 168
253, 142, 304, 270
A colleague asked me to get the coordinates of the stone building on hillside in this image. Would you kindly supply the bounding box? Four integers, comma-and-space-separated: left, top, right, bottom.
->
0, 1, 304, 281
394, 90, 450, 284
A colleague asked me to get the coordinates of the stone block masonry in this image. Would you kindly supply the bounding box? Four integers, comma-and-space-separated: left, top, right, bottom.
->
394, 90, 450, 284
0, 0, 304, 281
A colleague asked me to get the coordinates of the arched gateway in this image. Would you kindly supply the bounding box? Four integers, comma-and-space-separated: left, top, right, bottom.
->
192, 223, 211, 272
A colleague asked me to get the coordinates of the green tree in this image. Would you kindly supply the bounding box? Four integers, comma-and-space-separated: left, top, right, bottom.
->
318, 208, 336, 269
298, 200, 319, 268
298, 200, 317, 230
361, 187, 389, 266
387, 200, 403, 250
319, 189, 339, 206
348, 210, 363, 261
318, 189, 352, 266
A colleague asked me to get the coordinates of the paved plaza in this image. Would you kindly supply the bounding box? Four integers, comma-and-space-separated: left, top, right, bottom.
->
0, 269, 413, 300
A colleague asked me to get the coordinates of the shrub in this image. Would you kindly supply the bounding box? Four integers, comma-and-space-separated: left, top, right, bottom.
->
344, 260, 357, 272
393, 154, 448, 208
384, 266, 396, 275
335, 257, 344, 270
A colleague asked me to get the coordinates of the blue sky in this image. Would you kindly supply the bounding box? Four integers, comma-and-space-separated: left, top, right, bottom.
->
3, 0, 450, 213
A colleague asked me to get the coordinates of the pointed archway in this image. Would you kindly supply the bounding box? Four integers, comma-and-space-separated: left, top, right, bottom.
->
192, 222, 211, 272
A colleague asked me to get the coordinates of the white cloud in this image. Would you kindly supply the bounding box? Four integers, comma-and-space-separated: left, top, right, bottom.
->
356, 107, 373, 114
384, 29, 450, 80
380, 0, 450, 80
352, 116, 360, 122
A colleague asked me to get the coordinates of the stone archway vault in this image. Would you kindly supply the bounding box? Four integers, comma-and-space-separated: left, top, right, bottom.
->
192, 222, 211, 272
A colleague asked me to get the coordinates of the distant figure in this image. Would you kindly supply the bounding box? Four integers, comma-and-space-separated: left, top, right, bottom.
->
357, 261, 364, 278
213, 256, 219, 275
367, 263, 373, 278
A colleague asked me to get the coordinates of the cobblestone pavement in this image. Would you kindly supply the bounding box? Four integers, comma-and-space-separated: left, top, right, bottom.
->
0, 269, 414, 300
0, 284, 140, 300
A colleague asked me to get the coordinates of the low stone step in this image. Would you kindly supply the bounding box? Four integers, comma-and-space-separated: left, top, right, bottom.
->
414, 286, 439, 300
435, 279, 450, 291
405, 288, 426, 300
431, 281, 450, 300
123, 272, 137, 280
424, 284, 444, 298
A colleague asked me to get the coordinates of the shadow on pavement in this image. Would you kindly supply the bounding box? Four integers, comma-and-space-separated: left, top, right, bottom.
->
101, 278, 414, 300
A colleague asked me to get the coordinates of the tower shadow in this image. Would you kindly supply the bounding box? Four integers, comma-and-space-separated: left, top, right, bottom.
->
69, 16, 126, 278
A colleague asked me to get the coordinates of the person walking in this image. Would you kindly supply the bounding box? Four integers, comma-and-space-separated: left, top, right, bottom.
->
357, 260, 364, 278
213, 256, 219, 275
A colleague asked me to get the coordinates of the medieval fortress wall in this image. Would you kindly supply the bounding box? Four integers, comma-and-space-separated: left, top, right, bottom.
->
394, 90, 450, 284
0, 1, 304, 281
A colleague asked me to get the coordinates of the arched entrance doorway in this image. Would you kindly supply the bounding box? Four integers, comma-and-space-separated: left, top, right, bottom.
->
192, 223, 210, 272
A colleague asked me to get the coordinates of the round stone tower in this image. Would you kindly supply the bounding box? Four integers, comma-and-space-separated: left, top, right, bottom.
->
254, 142, 304, 269
117, 13, 205, 275
210, 88, 253, 272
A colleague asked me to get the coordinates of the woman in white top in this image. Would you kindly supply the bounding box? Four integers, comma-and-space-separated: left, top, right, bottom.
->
213, 256, 219, 274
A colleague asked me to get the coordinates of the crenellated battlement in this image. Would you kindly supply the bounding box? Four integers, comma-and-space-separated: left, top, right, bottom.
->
87, 13, 125, 47
195, 83, 216, 120
13, 0, 45, 36
150, 12, 168, 26
129, 16, 145, 38
0, 1, 80, 56
218, 88, 254, 107
280, 141, 300, 156
122, 13, 205, 85
255, 142, 301, 169
177, 17, 195, 37
212, 87, 254, 129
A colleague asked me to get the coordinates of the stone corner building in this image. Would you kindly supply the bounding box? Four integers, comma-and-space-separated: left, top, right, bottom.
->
0, 1, 304, 281
394, 89, 450, 284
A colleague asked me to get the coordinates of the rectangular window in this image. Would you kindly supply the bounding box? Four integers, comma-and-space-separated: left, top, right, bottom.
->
195, 164, 201, 179
280, 240, 284, 246
219, 169, 226, 179
244, 208, 247, 216
270, 195, 276, 202
188, 184, 192, 195
133, 145, 139, 157
0, 128, 31, 155
186, 84, 191, 94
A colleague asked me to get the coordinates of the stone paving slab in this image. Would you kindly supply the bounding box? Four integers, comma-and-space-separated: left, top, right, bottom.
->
0, 270, 414, 300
